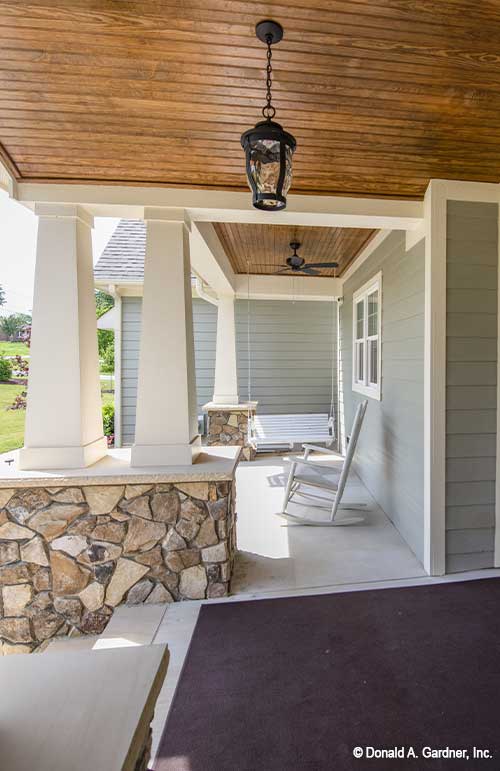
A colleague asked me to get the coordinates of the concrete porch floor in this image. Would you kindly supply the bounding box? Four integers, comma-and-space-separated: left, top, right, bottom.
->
232, 453, 426, 595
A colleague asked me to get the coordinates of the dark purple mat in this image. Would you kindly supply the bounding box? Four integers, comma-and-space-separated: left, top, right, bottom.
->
154, 579, 500, 770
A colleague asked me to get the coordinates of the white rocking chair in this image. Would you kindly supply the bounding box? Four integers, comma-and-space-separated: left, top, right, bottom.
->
279, 400, 369, 526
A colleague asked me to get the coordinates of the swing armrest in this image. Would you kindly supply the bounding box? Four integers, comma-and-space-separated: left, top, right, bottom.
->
302, 443, 336, 455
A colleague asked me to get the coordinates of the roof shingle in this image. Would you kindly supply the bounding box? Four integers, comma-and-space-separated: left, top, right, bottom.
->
94, 219, 145, 282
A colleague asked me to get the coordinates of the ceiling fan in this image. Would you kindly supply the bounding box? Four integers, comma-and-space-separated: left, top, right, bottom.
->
276, 241, 339, 276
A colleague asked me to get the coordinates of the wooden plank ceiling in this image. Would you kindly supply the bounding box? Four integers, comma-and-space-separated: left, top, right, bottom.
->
214, 223, 376, 276
2, 2, 500, 198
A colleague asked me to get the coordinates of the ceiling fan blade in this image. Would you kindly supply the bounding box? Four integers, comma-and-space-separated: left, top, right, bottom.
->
302, 261, 339, 269
275, 268, 293, 274
299, 267, 320, 276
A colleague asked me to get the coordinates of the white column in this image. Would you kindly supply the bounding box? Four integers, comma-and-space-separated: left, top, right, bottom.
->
131, 208, 201, 466
19, 204, 107, 470
213, 294, 239, 405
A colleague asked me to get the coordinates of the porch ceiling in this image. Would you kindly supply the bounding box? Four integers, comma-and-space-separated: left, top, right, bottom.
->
213, 223, 377, 277
2, 2, 500, 198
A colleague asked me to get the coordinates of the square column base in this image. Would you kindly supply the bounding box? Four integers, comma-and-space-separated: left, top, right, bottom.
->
131, 435, 202, 467
203, 402, 258, 461
18, 436, 108, 470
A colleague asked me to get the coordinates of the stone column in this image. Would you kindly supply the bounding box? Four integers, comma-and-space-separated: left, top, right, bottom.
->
213, 294, 239, 404
19, 204, 107, 470
131, 208, 201, 466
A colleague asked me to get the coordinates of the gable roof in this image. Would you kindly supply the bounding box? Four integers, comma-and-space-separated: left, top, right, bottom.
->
94, 219, 145, 282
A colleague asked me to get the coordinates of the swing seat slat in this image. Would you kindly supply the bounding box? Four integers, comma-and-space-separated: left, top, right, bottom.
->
250, 413, 334, 450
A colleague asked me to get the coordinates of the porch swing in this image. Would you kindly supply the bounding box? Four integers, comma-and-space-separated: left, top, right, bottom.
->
244, 270, 337, 453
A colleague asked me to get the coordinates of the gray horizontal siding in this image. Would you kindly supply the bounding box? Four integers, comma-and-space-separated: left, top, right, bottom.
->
120, 297, 337, 444
235, 299, 337, 419
445, 200, 498, 573
340, 230, 425, 564
192, 299, 217, 414
121, 297, 141, 446
120, 297, 217, 445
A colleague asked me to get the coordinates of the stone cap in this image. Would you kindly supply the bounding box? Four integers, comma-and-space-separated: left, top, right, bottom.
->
203, 401, 258, 413
0, 446, 241, 489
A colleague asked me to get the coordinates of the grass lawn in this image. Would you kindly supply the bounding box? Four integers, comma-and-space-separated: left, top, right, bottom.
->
0, 382, 26, 454
0, 342, 30, 357
0, 379, 115, 455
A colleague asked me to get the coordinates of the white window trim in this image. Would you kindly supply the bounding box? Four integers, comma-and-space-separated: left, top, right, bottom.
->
352, 271, 382, 400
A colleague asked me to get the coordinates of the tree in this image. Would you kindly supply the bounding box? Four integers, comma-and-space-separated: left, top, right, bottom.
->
95, 290, 115, 371
0, 285, 5, 307
0, 313, 31, 341
95, 290, 114, 318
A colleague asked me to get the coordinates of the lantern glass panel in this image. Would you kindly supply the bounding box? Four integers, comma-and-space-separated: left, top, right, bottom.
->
249, 138, 280, 200
282, 144, 293, 197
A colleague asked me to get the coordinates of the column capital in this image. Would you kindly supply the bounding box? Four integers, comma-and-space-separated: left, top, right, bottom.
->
33, 203, 94, 229
143, 206, 190, 230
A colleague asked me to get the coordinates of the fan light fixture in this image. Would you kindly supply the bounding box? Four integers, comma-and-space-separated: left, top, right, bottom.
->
241, 20, 296, 211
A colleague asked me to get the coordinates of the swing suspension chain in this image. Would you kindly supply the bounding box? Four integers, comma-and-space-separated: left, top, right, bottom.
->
247, 262, 251, 404
246, 262, 255, 446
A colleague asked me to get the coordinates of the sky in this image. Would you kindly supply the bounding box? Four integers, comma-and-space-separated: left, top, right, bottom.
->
0, 191, 119, 315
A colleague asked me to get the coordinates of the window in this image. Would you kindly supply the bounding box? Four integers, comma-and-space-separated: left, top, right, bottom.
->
352, 272, 382, 400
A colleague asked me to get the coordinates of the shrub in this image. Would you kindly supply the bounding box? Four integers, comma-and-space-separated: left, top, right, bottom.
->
102, 402, 115, 436
0, 357, 12, 382
8, 391, 27, 410
13, 355, 29, 376
101, 341, 115, 374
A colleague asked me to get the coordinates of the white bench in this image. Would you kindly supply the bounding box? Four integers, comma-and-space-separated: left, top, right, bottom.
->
250, 413, 334, 452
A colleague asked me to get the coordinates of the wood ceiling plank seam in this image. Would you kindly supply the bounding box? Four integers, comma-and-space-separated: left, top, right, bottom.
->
6, 89, 500, 129
5, 37, 500, 85
3, 0, 498, 42
9, 123, 500, 155
11, 140, 500, 168
2, 6, 493, 43
4, 0, 493, 26
9, 61, 500, 100
9, 104, 500, 139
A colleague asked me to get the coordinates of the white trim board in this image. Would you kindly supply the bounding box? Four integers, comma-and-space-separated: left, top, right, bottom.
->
423, 180, 447, 576
14, 182, 424, 230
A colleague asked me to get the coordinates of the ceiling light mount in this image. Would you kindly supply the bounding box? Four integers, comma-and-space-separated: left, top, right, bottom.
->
241, 20, 296, 212
255, 19, 283, 45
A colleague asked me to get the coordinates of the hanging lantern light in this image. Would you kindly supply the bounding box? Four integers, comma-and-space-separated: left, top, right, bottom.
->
241, 20, 296, 211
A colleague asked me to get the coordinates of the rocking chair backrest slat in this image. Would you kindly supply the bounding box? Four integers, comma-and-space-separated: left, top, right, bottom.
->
332, 400, 368, 518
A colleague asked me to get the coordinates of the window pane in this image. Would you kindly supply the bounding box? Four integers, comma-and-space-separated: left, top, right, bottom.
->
368, 291, 378, 336
369, 339, 378, 384
356, 300, 364, 339
357, 341, 364, 382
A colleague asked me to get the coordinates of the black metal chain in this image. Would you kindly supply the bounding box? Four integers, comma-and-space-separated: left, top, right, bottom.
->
262, 34, 276, 120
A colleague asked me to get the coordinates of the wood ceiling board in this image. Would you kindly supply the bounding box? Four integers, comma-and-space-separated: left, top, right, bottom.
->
3, 2, 500, 197
213, 223, 377, 277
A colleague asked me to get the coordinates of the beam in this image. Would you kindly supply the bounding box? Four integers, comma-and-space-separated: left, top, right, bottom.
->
190, 222, 236, 295
14, 183, 424, 230
234, 273, 342, 301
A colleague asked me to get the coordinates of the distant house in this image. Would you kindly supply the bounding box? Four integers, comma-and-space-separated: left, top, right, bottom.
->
0, 322, 31, 342
18, 324, 31, 342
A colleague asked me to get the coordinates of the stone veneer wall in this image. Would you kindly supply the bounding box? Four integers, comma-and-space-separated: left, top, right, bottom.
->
0, 480, 236, 653
206, 409, 256, 461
